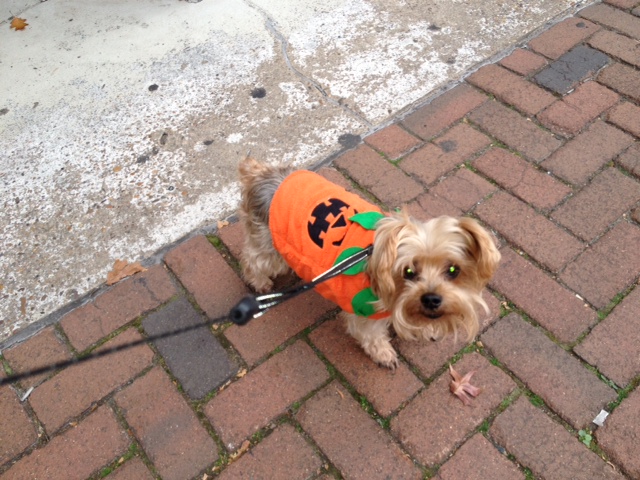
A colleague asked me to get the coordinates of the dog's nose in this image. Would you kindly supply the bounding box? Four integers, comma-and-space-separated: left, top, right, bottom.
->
421, 293, 442, 310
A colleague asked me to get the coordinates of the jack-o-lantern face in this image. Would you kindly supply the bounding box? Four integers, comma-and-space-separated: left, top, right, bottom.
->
307, 198, 359, 249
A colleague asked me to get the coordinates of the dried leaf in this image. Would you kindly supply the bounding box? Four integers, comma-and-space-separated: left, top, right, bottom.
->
229, 440, 251, 462
449, 364, 481, 406
236, 368, 247, 379
106, 259, 146, 285
217, 220, 230, 229
10, 17, 28, 30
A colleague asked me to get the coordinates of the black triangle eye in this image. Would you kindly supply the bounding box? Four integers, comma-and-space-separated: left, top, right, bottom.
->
446, 265, 460, 280
403, 267, 417, 280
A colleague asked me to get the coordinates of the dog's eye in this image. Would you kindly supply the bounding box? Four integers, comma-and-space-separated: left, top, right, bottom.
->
446, 265, 460, 280
403, 267, 417, 280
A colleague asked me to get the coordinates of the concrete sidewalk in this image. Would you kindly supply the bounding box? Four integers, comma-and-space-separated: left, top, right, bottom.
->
0, 0, 587, 341
2, 1, 640, 479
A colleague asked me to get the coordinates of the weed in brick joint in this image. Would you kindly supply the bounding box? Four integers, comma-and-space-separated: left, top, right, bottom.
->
498, 389, 521, 412
97, 443, 140, 478
578, 429, 593, 447
597, 289, 629, 320
1, 357, 14, 377
527, 392, 545, 408
478, 419, 490, 433
607, 375, 640, 413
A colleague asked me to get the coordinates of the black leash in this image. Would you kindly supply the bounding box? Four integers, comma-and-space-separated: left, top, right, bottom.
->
0, 313, 230, 387
0, 246, 373, 387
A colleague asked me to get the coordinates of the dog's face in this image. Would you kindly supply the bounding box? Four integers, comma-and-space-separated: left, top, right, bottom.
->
368, 212, 500, 342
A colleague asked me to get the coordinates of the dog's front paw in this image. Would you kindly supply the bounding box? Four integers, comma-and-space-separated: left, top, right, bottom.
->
241, 266, 274, 293
251, 278, 273, 294
365, 340, 399, 370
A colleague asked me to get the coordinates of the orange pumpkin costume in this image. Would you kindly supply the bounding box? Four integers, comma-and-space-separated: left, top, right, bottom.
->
269, 170, 389, 319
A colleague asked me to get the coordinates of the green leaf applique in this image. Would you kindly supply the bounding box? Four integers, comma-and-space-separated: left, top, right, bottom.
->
333, 247, 367, 275
350, 212, 385, 230
352, 287, 380, 317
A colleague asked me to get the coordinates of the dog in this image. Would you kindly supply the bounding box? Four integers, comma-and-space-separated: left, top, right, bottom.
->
238, 157, 500, 369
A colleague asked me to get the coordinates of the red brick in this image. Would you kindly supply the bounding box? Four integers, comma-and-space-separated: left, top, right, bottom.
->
499, 48, 547, 76
3, 326, 71, 388
296, 381, 421, 479
617, 142, 640, 178
467, 64, 556, 116
205, 341, 329, 450
491, 398, 624, 480
474, 148, 571, 210
29, 328, 154, 434
429, 167, 497, 212
406, 192, 462, 220
605, 0, 639, 8
396, 336, 461, 379
116, 367, 217, 480
217, 424, 322, 480
107, 458, 154, 480
552, 168, 640, 241
575, 286, 640, 387
589, 29, 640, 68
538, 82, 619, 137
475, 191, 584, 272
482, 314, 617, 429
597, 387, 640, 479
437, 434, 524, 480
364, 124, 421, 160
217, 221, 245, 263
528, 17, 601, 59
317, 166, 356, 192
165, 235, 247, 319
402, 84, 487, 140
0, 380, 37, 464
61, 265, 177, 351
599, 62, 640, 102
390, 353, 515, 466
490, 249, 597, 343
224, 290, 335, 366
469, 100, 562, 163
541, 120, 633, 185
399, 124, 491, 185
560, 221, 640, 309
3, 406, 129, 480
581, 3, 640, 39
334, 144, 423, 206
608, 101, 640, 138
309, 318, 422, 416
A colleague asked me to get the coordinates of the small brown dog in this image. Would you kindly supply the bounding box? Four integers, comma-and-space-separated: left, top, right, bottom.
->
238, 157, 500, 369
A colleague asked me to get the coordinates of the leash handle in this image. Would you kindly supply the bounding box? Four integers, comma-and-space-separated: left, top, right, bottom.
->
229, 245, 373, 325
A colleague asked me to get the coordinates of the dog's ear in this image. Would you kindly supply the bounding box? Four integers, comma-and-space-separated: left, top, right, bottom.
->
458, 217, 501, 286
369, 211, 413, 303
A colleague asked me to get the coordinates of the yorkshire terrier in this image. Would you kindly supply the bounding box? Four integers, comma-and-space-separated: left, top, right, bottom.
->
238, 157, 500, 369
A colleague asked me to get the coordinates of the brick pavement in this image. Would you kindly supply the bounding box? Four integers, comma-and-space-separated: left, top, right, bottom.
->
2, 2, 640, 478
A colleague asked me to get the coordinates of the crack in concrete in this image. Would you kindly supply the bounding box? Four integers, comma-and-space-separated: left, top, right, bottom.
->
243, 0, 373, 129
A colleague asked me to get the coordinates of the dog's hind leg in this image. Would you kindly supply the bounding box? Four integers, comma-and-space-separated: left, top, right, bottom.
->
240, 222, 290, 293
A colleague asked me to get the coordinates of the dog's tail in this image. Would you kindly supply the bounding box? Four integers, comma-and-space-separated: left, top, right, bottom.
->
238, 156, 291, 227
238, 156, 272, 188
